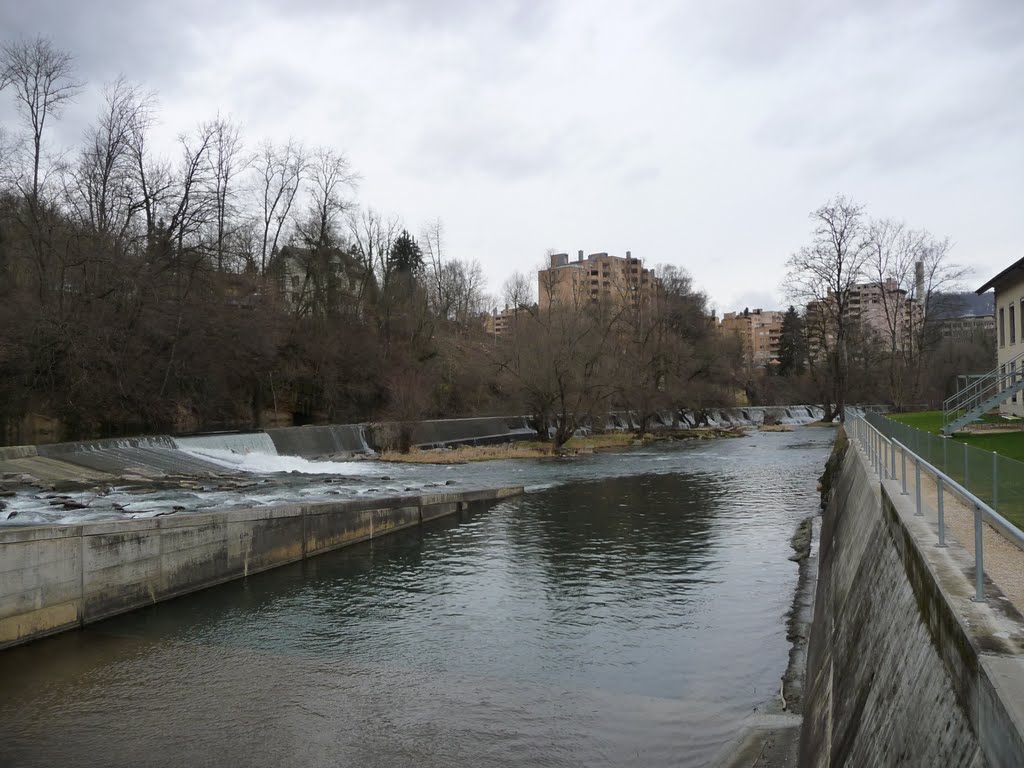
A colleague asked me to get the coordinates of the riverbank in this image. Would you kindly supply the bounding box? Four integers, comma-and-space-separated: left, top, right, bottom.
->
378, 427, 748, 464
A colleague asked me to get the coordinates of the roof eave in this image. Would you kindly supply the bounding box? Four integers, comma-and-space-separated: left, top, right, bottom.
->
976, 256, 1024, 294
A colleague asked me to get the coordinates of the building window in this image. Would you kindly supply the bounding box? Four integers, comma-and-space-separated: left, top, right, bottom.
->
1012, 304, 1017, 344
1001, 364, 1007, 392
999, 307, 1005, 347
1014, 362, 1019, 403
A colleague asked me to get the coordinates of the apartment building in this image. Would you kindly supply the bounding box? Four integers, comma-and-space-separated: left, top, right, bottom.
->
720, 309, 785, 367
806, 276, 924, 360
483, 305, 533, 337
538, 250, 658, 312
844, 278, 923, 345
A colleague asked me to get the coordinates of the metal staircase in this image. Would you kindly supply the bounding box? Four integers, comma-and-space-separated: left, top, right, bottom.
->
942, 350, 1024, 435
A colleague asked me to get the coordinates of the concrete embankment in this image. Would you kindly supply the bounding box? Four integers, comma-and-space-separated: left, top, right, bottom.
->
801, 432, 1024, 766
0, 485, 522, 650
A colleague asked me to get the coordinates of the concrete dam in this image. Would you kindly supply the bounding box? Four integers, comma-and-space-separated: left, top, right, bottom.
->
801, 427, 1024, 766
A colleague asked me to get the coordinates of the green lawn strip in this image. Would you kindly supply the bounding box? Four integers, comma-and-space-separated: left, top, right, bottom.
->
889, 411, 1024, 457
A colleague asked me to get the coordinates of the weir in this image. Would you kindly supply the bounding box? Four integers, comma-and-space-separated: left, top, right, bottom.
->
36, 436, 235, 478
174, 432, 279, 456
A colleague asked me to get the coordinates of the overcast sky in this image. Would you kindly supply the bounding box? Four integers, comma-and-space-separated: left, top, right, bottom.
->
1, 0, 1021, 312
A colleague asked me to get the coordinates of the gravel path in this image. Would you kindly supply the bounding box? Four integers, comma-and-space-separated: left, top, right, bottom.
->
883, 445, 1024, 610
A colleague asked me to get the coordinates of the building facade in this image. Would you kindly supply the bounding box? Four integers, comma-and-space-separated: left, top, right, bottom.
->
937, 314, 996, 341
805, 278, 924, 361
977, 258, 1024, 417
720, 309, 784, 367
483, 305, 533, 337
538, 250, 658, 312
844, 279, 923, 346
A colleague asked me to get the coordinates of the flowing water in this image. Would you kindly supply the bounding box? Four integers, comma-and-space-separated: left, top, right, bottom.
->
0, 428, 833, 767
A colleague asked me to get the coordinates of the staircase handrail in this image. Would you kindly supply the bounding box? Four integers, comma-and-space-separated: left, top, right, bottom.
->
942, 349, 1024, 433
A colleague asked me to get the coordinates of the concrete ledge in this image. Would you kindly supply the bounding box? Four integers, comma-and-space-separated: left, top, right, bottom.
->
0, 485, 523, 650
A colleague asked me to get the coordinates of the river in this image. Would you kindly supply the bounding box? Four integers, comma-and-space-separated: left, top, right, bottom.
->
0, 427, 833, 767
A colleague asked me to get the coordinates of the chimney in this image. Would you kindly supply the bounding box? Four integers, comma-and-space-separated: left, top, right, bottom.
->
578, 249, 584, 262
914, 261, 925, 299
626, 250, 632, 260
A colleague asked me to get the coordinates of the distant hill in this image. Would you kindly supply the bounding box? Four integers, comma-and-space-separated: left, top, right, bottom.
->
930, 291, 994, 319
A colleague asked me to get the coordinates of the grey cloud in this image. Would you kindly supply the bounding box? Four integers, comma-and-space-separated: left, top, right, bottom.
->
0, 1, 223, 84
411, 117, 577, 181
252, 0, 553, 38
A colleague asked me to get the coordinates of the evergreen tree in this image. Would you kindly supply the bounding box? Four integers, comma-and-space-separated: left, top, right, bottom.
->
777, 305, 807, 376
390, 229, 423, 275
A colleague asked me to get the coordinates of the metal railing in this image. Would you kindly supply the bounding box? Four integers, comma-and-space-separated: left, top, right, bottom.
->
846, 409, 1024, 603
865, 411, 1024, 530
942, 349, 1024, 434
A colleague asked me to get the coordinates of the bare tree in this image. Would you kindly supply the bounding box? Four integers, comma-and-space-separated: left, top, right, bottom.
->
164, 123, 217, 265
862, 219, 967, 408
205, 114, 246, 272
286, 147, 360, 316
67, 77, 153, 243
123, 92, 169, 254
348, 206, 401, 294
0, 36, 84, 202
429, 258, 487, 325
502, 270, 535, 311
499, 303, 616, 448
252, 138, 306, 275
784, 196, 869, 421
299, 146, 357, 250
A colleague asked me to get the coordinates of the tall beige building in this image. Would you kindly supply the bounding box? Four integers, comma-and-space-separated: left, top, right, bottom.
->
844, 279, 922, 346
538, 251, 658, 312
806, 277, 924, 360
720, 309, 785, 367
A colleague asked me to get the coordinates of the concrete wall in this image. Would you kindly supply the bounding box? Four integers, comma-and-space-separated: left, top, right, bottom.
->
801, 437, 1024, 766
0, 486, 522, 650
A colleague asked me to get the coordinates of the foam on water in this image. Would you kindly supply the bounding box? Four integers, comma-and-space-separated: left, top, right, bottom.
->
181, 448, 381, 476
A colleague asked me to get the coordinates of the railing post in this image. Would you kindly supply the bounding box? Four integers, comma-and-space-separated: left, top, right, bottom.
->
936, 476, 946, 547
890, 440, 896, 479
915, 459, 922, 516
901, 445, 908, 495
992, 452, 999, 511
964, 442, 969, 489
878, 437, 884, 479
973, 505, 986, 603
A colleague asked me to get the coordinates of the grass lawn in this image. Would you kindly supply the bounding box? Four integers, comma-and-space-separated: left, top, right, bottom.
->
889, 411, 1024, 462
888, 410, 1024, 529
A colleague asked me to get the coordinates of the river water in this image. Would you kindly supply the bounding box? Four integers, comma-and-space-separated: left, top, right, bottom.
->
0, 428, 833, 767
